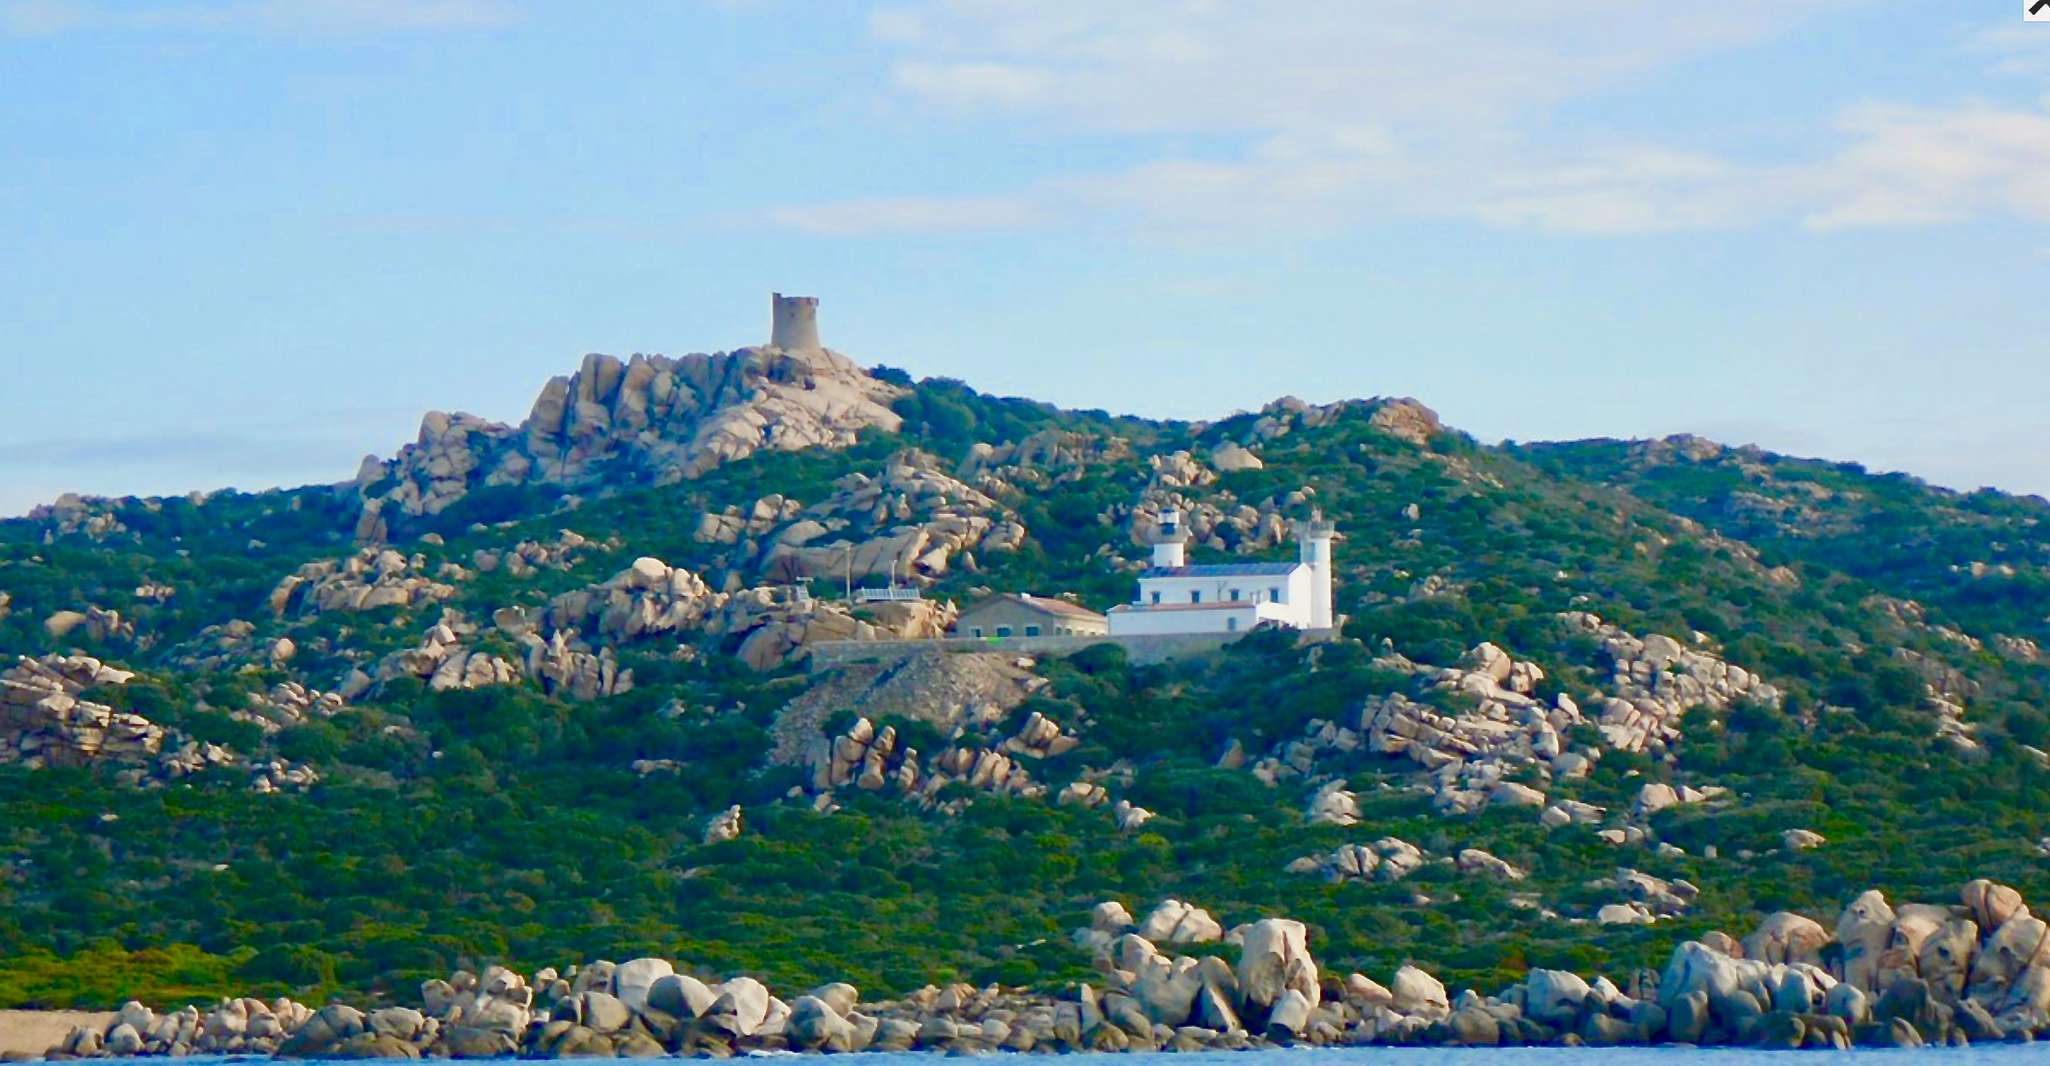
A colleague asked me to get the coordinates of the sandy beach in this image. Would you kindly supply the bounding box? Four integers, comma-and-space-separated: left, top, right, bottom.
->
0, 1010, 113, 1059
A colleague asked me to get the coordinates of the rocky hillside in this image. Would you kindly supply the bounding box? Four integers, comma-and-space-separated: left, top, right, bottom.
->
349, 345, 904, 541
3, 331, 2049, 1029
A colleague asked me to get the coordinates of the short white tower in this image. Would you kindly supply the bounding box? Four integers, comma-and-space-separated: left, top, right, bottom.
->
1150, 507, 1188, 570
1297, 509, 1336, 629
770, 292, 821, 351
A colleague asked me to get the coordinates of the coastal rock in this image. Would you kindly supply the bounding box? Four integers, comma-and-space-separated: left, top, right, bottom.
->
1962, 879, 2030, 931
1130, 961, 1203, 1027
1836, 889, 1897, 992
785, 995, 855, 1051
1263, 988, 1311, 1040
612, 958, 673, 1012
1236, 918, 1319, 1015
1523, 969, 1591, 1024
1742, 911, 1829, 966
1390, 965, 1449, 1021
648, 973, 718, 1019
705, 977, 771, 1037
49, 876, 2050, 1058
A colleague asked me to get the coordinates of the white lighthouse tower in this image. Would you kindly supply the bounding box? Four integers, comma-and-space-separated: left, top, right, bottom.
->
1150, 507, 1189, 569
1297, 509, 1336, 630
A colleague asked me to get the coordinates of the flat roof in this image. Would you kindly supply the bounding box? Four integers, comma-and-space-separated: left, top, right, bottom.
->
1140, 562, 1304, 578
1107, 602, 1264, 613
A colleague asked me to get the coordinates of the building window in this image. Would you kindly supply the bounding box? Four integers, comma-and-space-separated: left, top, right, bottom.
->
1025, 625, 1042, 637
1228, 617, 1239, 632
1191, 591, 1202, 604
1151, 591, 1161, 605
971, 627, 983, 638
1270, 586, 1282, 601
996, 625, 1013, 637
1229, 588, 1241, 601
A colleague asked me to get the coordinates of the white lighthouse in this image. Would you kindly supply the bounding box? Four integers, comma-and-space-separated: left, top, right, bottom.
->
1106, 507, 1339, 636
1298, 509, 1336, 630
1150, 507, 1189, 569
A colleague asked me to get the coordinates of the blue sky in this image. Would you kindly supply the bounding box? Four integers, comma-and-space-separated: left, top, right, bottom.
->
4, 1, 2049, 517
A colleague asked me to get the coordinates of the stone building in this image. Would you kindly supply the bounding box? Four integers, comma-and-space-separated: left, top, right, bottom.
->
953, 594, 1109, 639
770, 292, 821, 351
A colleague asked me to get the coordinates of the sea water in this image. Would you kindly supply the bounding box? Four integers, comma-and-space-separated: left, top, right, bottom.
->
74, 1049, 2047, 1066
810, 1051, 2013, 1066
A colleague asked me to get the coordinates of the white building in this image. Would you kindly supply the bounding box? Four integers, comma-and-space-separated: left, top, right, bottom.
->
1105, 508, 1336, 636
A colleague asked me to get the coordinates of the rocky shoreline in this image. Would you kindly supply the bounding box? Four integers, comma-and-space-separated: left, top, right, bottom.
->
24, 878, 2050, 1059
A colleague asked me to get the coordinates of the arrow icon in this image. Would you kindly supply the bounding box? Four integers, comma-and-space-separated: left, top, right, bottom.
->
2034, 0, 2050, 16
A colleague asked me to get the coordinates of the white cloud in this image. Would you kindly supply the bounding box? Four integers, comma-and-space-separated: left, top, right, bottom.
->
892, 60, 1049, 108
1471, 149, 1767, 235
1967, 24, 2050, 77
0, 0, 80, 34
762, 192, 1047, 235
1803, 101, 2050, 230
751, 125, 1414, 237
0, 0, 518, 36
865, 1, 1858, 134
764, 1, 2050, 238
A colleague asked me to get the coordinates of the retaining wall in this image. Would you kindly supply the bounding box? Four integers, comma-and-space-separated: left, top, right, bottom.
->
807, 631, 1246, 670
808, 628, 1338, 671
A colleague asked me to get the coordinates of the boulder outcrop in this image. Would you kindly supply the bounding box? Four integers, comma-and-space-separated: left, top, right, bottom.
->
1351, 619, 1777, 820
1285, 837, 1426, 883
804, 711, 1056, 811
270, 548, 457, 617
367, 616, 523, 694
46, 878, 2050, 1059
773, 650, 1040, 765
0, 654, 154, 769
353, 346, 903, 538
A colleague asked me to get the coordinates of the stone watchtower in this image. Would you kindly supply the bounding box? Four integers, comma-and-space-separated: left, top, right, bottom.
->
770, 293, 821, 351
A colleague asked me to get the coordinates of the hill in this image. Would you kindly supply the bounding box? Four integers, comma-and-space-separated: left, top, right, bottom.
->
4, 325, 2049, 1034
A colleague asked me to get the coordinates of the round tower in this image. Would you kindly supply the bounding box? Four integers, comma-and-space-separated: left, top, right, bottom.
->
770, 292, 821, 351
1297, 509, 1336, 629
1150, 507, 1189, 570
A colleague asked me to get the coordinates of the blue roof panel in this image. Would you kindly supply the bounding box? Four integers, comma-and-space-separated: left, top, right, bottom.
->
1141, 562, 1303, 578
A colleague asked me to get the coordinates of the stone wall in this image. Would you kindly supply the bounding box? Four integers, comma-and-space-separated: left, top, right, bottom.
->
810, 631, 1266, 670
